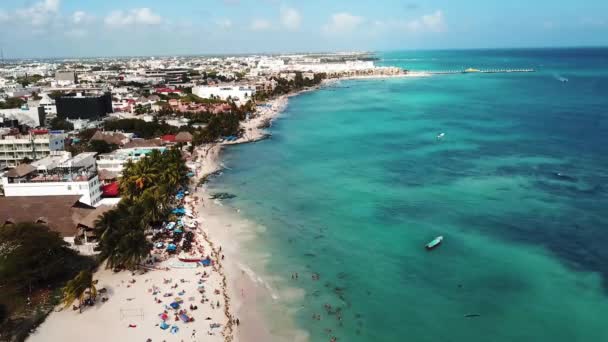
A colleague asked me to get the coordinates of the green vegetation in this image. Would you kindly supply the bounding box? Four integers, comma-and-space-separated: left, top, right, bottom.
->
256, 71, 327, 101
95, 149, 188, 270
49, 117, 74, 131
61, 270, 97, 312
0, 223, 95, 340
48, 90, 65, 100
0, 97, 26, 109
16, 74, 44, 87
134, 104, 152, 115
88, 140, 118, 154
181, 93, 226, 105
103, 119, 177, 139
193, 111, 244, 144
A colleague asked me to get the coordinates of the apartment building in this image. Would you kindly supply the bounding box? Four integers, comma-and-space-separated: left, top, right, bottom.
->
1, 151, 102, 206
0, 131, 65, 168
96, 146, 166, 176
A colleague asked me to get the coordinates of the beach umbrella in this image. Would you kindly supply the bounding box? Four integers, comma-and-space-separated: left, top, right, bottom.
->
160, 321, 170, 330
170, 302, 180, 309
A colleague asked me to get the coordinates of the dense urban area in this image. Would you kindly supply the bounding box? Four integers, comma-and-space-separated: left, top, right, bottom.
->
0, 53, 405, 341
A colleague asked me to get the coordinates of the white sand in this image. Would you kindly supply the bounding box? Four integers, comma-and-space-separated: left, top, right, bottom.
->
28, 88, 316, 342
29, 237, 232, 342
193, 145, 309, 342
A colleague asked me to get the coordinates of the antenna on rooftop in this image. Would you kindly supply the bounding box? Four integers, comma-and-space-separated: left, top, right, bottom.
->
0, 47, 4, 64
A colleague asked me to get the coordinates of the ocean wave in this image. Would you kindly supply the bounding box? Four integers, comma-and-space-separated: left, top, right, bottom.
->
238, 263, 280, 300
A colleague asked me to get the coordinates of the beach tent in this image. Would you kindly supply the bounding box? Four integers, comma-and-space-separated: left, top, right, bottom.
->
172, 208, 186, 215
179, 313, 191, 323
160, 321, 170, 330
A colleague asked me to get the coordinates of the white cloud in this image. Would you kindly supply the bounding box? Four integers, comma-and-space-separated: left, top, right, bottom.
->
374, 10, 446, 34
323, 13, 365, 34
251, 18, 272, 31
216, 19, 233, 30
407, 10, 445, 32
16, 0, 61, 26
72, 11, 94, 25
105, 8, 163, 27
280, 7, 301, 31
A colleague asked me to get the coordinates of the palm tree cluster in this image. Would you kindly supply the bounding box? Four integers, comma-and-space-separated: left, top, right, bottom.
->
95, 148, 189, 270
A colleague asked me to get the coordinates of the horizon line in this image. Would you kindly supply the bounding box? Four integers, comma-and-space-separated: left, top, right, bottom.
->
1, 45, 607, 61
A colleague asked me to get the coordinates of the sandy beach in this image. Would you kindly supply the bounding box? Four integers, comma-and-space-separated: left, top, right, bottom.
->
28, 94, 302, 342
27, 75, 415, 342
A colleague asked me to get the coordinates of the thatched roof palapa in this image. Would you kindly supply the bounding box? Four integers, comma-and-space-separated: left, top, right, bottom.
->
5, 164, 36, 178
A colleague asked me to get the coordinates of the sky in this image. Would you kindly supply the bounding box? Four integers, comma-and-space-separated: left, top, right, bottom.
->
0, 0, 607, 58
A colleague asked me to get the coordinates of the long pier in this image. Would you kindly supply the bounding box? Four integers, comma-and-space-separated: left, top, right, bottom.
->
423, 69, 534, 75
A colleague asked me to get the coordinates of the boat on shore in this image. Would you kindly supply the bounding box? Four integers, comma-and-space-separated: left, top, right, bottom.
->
425, 236, 443, 250
178, 252, 203, 263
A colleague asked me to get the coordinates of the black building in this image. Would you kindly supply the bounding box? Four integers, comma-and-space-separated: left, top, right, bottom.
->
56, 92, 113, 120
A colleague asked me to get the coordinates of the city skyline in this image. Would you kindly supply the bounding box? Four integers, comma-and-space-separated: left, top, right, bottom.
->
0, 0, 607, 58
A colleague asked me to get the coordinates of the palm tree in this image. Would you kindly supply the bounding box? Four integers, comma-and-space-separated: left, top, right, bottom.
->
62, 270, 97, 313
106, 230, 151, 270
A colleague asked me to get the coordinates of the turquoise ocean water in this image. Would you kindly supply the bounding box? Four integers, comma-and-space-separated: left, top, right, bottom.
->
211, 49, 608, 341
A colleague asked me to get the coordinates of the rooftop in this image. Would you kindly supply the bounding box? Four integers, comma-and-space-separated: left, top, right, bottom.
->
0, 195, 94, 237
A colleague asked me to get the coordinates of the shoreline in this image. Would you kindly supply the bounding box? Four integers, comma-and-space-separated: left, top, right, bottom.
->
27, 73, 412, 342
177, 73, 428, 341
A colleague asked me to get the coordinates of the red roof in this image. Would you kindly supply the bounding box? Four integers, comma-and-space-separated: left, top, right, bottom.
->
155, 88, 182, 94
31, 129, 49, 135
161, 134, 177, 142
101, 182, 120, 197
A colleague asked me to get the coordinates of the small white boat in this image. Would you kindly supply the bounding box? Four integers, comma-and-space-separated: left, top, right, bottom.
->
425, 236, 443, 250
436, 132, 445, 140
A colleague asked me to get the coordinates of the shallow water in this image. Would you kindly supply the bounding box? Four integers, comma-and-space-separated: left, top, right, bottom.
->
210, 48, 608, 341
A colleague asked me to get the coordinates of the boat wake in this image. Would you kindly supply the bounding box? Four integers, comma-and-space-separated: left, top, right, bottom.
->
553, 73, 568, 82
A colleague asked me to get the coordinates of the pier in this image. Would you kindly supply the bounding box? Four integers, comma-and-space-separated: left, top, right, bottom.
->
422, 68, 535, 75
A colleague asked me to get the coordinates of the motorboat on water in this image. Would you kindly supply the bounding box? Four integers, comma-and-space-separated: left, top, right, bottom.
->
436, 132, 445, 140
425, 236, 443, 250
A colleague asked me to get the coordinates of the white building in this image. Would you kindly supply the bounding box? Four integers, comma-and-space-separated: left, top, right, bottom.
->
39, 94, 57, 116
1, 152, 102, 206
0, 105, 42, 127
96, 146, 166, 175
192, 85, 255, 102
0, 132, 65, 168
